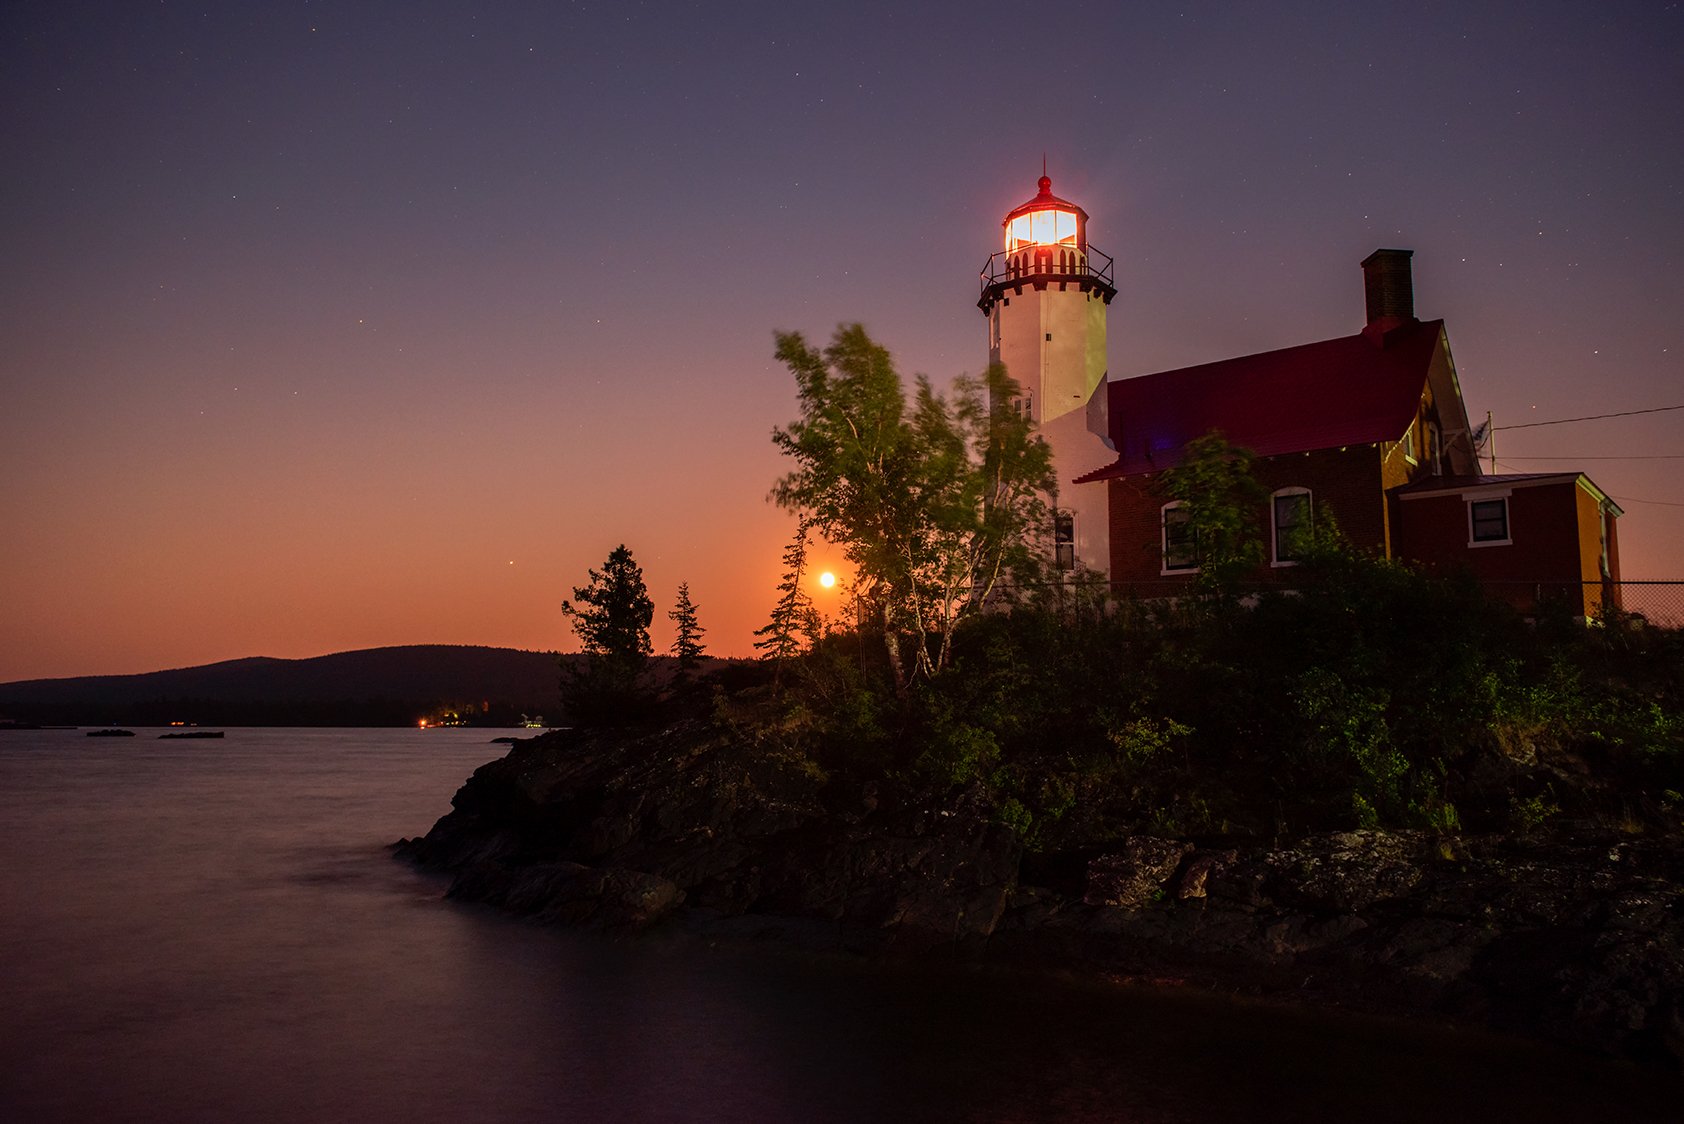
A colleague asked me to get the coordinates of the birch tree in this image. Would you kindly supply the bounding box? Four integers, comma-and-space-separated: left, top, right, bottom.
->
769, 324, 1053, 690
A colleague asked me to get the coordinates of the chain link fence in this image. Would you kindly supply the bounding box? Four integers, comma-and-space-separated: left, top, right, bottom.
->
1612, 581, 1684, 628
1101, 578, 1684, 629
1478, 580, 1684, 629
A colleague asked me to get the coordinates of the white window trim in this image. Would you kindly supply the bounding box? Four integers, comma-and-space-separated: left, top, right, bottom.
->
1270, 487, 1312, 567
1400, 420, 1417, 465
1467, 494, 1512, 548
1053, 508, 1076, 571
1161, 501, 1198, 575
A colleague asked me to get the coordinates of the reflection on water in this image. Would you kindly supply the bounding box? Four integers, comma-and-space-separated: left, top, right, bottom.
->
0, 728, 1675, 1122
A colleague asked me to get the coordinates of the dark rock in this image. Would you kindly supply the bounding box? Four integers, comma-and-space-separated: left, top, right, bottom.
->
1264, 830, 1429, 912
1174, 850, 1234, 901
1084, 837, 1193, 908
448, 856, 684, 929
396, 721, 1684, 1070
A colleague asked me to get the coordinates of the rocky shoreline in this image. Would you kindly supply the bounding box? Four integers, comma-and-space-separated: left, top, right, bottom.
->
395, 722, 1684, 1069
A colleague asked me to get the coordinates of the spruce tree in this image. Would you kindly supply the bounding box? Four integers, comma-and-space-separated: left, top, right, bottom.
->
668, 582, 707, 671
560, 544, 654, 723
755, 521, 815, 686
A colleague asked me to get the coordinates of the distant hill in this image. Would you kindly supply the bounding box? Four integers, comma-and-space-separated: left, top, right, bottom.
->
0, 645, 575, 727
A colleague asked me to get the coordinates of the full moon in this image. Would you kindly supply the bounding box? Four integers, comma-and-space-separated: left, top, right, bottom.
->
818, 571, 837, 589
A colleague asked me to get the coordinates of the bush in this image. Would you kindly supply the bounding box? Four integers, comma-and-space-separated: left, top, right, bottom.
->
742, 533, 1684, 844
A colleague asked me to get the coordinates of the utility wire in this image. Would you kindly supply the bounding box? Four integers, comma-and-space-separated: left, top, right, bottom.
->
1611, 496, 1684, 508
1499, 455, 1684, 461
1494, 404, 1684, 431
1488, 459, 1684, 503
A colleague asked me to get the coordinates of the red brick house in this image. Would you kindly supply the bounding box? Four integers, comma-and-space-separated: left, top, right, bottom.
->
1074, 249, 1623, 618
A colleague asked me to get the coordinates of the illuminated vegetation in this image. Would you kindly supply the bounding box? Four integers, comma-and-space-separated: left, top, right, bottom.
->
769, 325, 1054, 691
735, 538, 1684, 847
744, 338, 1684, 846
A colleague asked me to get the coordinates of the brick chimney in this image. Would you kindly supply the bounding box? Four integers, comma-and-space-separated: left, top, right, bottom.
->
1361, 248, 1415, 332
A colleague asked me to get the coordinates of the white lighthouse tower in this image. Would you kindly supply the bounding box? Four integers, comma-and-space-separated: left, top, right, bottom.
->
979, 171, 1116, 577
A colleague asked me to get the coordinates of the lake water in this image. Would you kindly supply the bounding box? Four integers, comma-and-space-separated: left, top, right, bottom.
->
0, 727, 1676, 1122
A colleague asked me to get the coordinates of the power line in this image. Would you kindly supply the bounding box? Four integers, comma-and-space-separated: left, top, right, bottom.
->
1610, 495, 1684, 508
1499, 455, 1684, 461
1494, 404, 1684, 431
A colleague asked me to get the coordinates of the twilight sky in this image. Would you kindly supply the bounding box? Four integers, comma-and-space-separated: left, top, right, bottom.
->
2, 0, 1680, 682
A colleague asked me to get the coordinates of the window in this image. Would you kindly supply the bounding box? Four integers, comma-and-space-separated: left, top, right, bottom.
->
1162, 503, 1198, 572
1053, 510, 1075, 571
1427, 422, 1442, 475
1005, 208, 1077, 251
1469, 498, 1509, 545
1399, 420, 1417, 464
1271, 488, 1312, 565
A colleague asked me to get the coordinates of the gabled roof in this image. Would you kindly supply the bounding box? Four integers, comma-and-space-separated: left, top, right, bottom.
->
1393, 471, 1624, 515
1074, 318, 1445, 483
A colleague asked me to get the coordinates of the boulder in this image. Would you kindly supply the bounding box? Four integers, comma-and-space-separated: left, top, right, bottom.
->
1084, 836, 1194, 909
449, 859, 685, 930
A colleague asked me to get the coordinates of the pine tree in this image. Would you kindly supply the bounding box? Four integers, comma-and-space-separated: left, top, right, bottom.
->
754, 521, 815, 685
560, 544, 654, 723
668, 582, 707, 671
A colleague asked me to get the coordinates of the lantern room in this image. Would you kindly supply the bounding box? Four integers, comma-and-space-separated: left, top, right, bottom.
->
1003, 175, 1085, 252
979, 173, 1115, 315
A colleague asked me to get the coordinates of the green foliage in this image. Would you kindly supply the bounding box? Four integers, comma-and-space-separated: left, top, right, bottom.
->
1158, 431, 1267, 599
1108, 716, 1194, 766
1352, 794, 1381, 830
736, 488, 1684, 843
1294, 667, 1407, 820
668, 582, 707, 671
1509, 792, 1561, 834
1417, 799, 1463, 838
560, 544, 655, 724
997, 797, 1035, 840
911, 715, 1000, 789
769, 325, 1054, 689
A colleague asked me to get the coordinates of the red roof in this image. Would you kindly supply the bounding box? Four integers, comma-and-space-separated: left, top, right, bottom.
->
1074, 319, 1444, 483
1003, 175, 1088, 224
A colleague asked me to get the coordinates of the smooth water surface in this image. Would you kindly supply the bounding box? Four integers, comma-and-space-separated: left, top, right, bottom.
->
0, 727, 1676, 1122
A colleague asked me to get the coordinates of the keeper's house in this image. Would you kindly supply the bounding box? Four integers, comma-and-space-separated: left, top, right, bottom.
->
1073, 250, 1622, 618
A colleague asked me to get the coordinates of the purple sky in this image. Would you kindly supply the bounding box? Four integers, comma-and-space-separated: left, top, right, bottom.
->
2, 1, 1680, 681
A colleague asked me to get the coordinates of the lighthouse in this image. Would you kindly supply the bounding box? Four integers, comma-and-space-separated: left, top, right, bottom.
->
979, 171, 1116, 577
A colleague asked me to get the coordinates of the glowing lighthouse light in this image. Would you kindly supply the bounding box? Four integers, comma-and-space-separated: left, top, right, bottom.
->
1005, 204, 1078, 251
